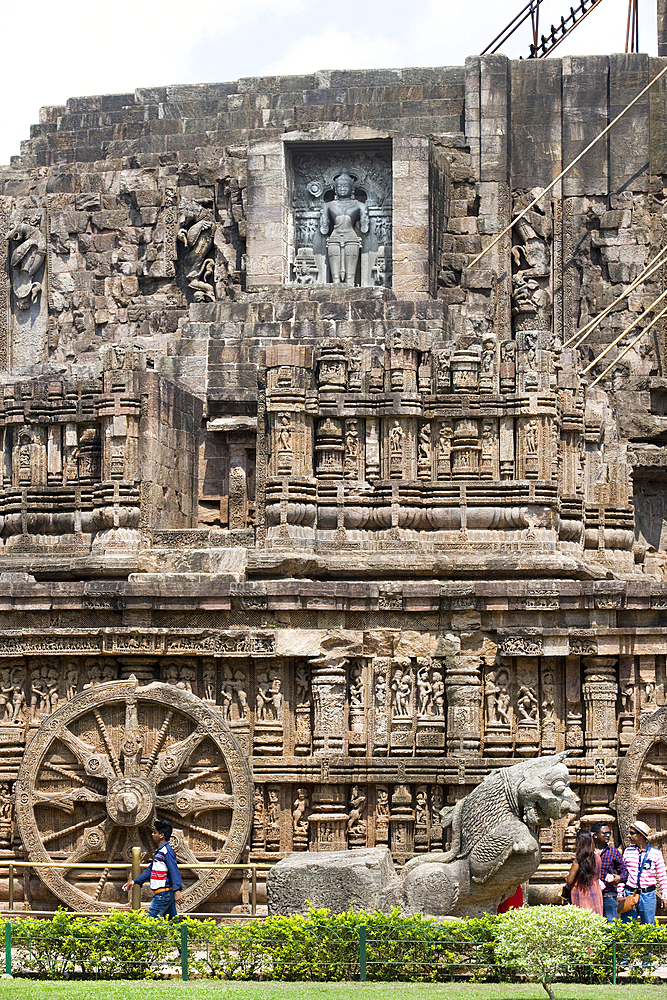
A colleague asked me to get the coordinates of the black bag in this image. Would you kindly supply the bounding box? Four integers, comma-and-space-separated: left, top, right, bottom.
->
558, 883, 571, 905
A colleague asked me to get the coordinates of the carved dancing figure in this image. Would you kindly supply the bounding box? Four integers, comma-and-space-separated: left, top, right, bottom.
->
418, 424, 431, 464
347, 785, 367, 835
0, 670, 12, 723
525, 420, 539, 456
296, 665, 309, 706
415, 788, 428, 827
177, 201, 216, 302
6, 212, 46, 310
319, 173, 369, 285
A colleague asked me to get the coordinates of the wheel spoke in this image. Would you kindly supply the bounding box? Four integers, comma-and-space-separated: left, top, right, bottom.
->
156, 787, 234, 817
41, 761, 106, 790
177, 818, 229, 844
146, 711, 174, 770
94, 710, 122, 777
638, 796, 667, 813
159, 766, 224, 794
33, 788, 106, 814
56, 728, 116, 781
41, 813, 107, 846
149, 725, 209, 783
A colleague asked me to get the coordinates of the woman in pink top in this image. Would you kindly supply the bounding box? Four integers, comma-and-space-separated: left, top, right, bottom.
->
566, 830, 603, 915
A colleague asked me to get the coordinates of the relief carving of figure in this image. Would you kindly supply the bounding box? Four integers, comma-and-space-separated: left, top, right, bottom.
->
415, 787, 428, 827
344, 419, 360, 479
431, 670, 445, 718
296, 664, 309, 706
320, 173, 369, 285
0, 670, 12, 724
391, 666, 413, 718
517, 684, 538, 723
485, 670, 510, 727
6, 211, 46, 310
525, 420, 539, 456
347, 784, 367, 836
417, 660, 433, 716
389, 421, 404, 458
278, 414, 292, 452
177, 200, 216, 302
292, 788, 310, 834
349, 663, 364, 709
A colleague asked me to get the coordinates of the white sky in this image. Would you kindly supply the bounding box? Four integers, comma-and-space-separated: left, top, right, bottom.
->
0, 0, 659, 166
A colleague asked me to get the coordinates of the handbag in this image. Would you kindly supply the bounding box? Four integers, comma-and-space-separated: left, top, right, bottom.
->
558, 883, 571, 904
617, 846, 651, 915
617, 891, 639, 914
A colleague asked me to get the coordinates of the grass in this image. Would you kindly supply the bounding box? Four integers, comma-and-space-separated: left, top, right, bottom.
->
0, 984, 663, 1000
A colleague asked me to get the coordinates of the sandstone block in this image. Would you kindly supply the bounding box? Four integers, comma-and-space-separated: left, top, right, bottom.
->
267, 847, 395, 915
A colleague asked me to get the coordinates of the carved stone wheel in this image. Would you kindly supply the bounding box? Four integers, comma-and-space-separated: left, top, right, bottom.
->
15, 677, 253, 913
616, 705, 667, 852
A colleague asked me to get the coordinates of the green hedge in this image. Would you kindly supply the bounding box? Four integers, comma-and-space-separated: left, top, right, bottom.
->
5, 905, 667, 981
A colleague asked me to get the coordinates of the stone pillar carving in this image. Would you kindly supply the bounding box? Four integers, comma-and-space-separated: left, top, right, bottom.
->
540, 657, 559, 752
315, 418, 344, 479
443, 650, 482, 756
618, 655, 636, 752
390, 784, 414, 859
565, 656, 584, 750
451, 419, 480, 478
365, 417, 380, 481
639, 655, 658, 721
228, 445, 247, 529
308, 784, 348, 851
251, 785, 266, 851
374, 784, 390, 844
451, 349, 480, 393
311, 632, 360, 755
372, 656, 390, 753
499, 340, 516, 393
582, 656, 619, 755
414, 784, 429, 853
347, 660, 367, 755
436, 420, 453, 480
389, 329, 419, 393
294, 661, 311, 756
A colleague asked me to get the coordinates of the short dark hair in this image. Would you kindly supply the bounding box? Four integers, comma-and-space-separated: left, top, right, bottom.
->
590, 821, 610, 835
154, 819, 173, 841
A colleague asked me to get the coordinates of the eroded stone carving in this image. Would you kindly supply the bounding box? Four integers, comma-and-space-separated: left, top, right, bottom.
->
6, 209, 46, 310
389, 753, 578, 916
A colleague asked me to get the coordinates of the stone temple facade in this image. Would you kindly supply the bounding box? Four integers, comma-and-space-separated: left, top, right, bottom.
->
2, 51, 667, 913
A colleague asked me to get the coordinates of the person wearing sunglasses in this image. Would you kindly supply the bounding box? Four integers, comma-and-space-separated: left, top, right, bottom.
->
591, 822, 628, 922
621, 820, 667, 924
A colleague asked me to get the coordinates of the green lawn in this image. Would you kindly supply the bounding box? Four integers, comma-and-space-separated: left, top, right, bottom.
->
0, 984, 663, 1000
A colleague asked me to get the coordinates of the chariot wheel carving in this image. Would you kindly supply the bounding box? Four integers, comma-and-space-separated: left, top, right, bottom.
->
15, 678, 253, 913
616, 705, 667, 851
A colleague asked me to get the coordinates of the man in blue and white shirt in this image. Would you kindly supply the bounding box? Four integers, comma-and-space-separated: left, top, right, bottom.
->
123, 819, 183, 918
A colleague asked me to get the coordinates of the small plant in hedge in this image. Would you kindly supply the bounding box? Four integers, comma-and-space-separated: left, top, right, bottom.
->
494, 905, 608, 1000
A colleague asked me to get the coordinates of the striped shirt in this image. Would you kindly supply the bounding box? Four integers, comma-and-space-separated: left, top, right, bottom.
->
622, 844, 667, 894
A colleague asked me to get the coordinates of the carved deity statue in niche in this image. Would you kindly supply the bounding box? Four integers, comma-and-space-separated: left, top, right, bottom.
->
177, 200, 216, 302
6, 210, 46, 310
320, 173, 369, 285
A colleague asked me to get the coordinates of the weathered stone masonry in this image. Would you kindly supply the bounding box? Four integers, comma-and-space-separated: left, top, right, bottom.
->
1, 54, 667, 912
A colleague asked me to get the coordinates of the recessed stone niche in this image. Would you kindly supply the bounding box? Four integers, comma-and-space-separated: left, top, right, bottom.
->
246, 127, 430, 297
287, 141, 392, 288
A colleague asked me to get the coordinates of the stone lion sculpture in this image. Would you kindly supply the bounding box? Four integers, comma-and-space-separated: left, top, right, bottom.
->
389, 752, 579, 917
267, 753, 579, 919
